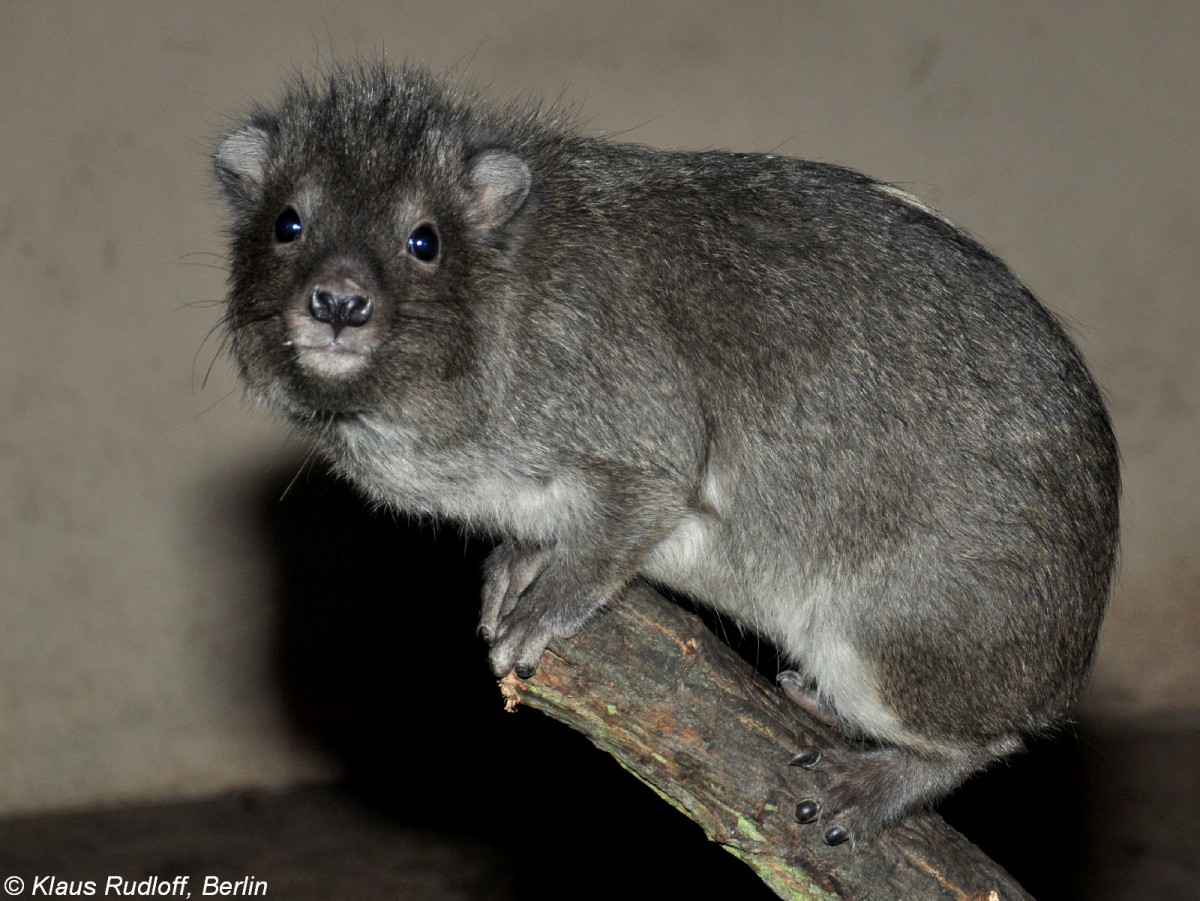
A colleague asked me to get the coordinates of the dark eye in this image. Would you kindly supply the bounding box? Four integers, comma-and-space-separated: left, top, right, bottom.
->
407, 223, 439, 263
274, 207, 303, 243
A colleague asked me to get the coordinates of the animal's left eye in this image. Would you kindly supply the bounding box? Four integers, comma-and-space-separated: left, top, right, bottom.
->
274, 207, 303, 243
407, 223, 440, 263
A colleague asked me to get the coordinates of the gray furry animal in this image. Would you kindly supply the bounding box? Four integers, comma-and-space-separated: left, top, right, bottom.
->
213, 63, 1119, 846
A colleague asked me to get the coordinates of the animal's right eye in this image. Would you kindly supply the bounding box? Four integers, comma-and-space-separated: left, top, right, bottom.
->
274, 207, 303, 243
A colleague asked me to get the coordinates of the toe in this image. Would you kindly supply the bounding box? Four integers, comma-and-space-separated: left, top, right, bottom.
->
794, 800, 820, 824
823, 825, 849, 846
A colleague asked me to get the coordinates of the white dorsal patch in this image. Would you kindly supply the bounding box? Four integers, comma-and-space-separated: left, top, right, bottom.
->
875, 183, 956, 228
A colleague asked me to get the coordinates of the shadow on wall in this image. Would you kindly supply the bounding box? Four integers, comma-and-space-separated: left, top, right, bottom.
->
252, 464, 770, 897
253, 463, 1112, 899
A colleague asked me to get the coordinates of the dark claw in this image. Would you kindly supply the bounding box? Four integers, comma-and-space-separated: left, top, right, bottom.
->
514, 662, 538, 680
823, 825, 849, 846
789, 748, 821, 768
794, 800, 820, 824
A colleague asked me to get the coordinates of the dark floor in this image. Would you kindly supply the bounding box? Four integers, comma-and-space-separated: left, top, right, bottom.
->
0, 720, 1196, 900
0, 785, 508, 901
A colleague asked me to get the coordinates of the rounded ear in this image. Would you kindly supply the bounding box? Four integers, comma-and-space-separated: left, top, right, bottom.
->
214, 125, 272, 207
466, 150, 532, 230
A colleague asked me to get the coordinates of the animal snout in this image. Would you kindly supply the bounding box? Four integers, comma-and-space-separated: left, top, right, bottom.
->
309, 286, 374, 334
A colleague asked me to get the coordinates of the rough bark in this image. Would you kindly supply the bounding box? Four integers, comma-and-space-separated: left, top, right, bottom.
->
499, 581, 1032, 900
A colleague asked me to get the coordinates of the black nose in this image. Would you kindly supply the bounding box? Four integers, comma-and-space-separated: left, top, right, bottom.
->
309, 288, 373, 334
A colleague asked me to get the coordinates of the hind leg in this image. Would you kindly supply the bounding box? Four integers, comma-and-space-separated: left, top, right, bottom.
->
780, 669, 1021, 845
789, 740, 1013, 845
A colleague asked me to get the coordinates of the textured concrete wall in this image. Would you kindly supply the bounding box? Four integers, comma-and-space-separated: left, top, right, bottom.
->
2, 1, 1196, 815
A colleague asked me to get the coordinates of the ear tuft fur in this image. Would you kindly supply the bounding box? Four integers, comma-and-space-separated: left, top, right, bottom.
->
467, 150, 532, 229
214, 125, 272, 206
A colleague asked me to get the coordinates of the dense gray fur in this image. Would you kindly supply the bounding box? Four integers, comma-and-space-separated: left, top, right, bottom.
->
213, 63, 1119, 844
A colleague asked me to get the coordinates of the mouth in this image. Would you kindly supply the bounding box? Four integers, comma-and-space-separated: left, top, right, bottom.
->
290, 338, 371, 377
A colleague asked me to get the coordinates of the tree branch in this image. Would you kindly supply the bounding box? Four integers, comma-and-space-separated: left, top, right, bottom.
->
499, 581, 1032, 900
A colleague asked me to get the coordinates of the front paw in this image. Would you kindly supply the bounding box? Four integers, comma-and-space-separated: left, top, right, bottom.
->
478, 541, 614, 679
479, 541, 551, 645
477, 541, 566, 678
487, 605, 564, 680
